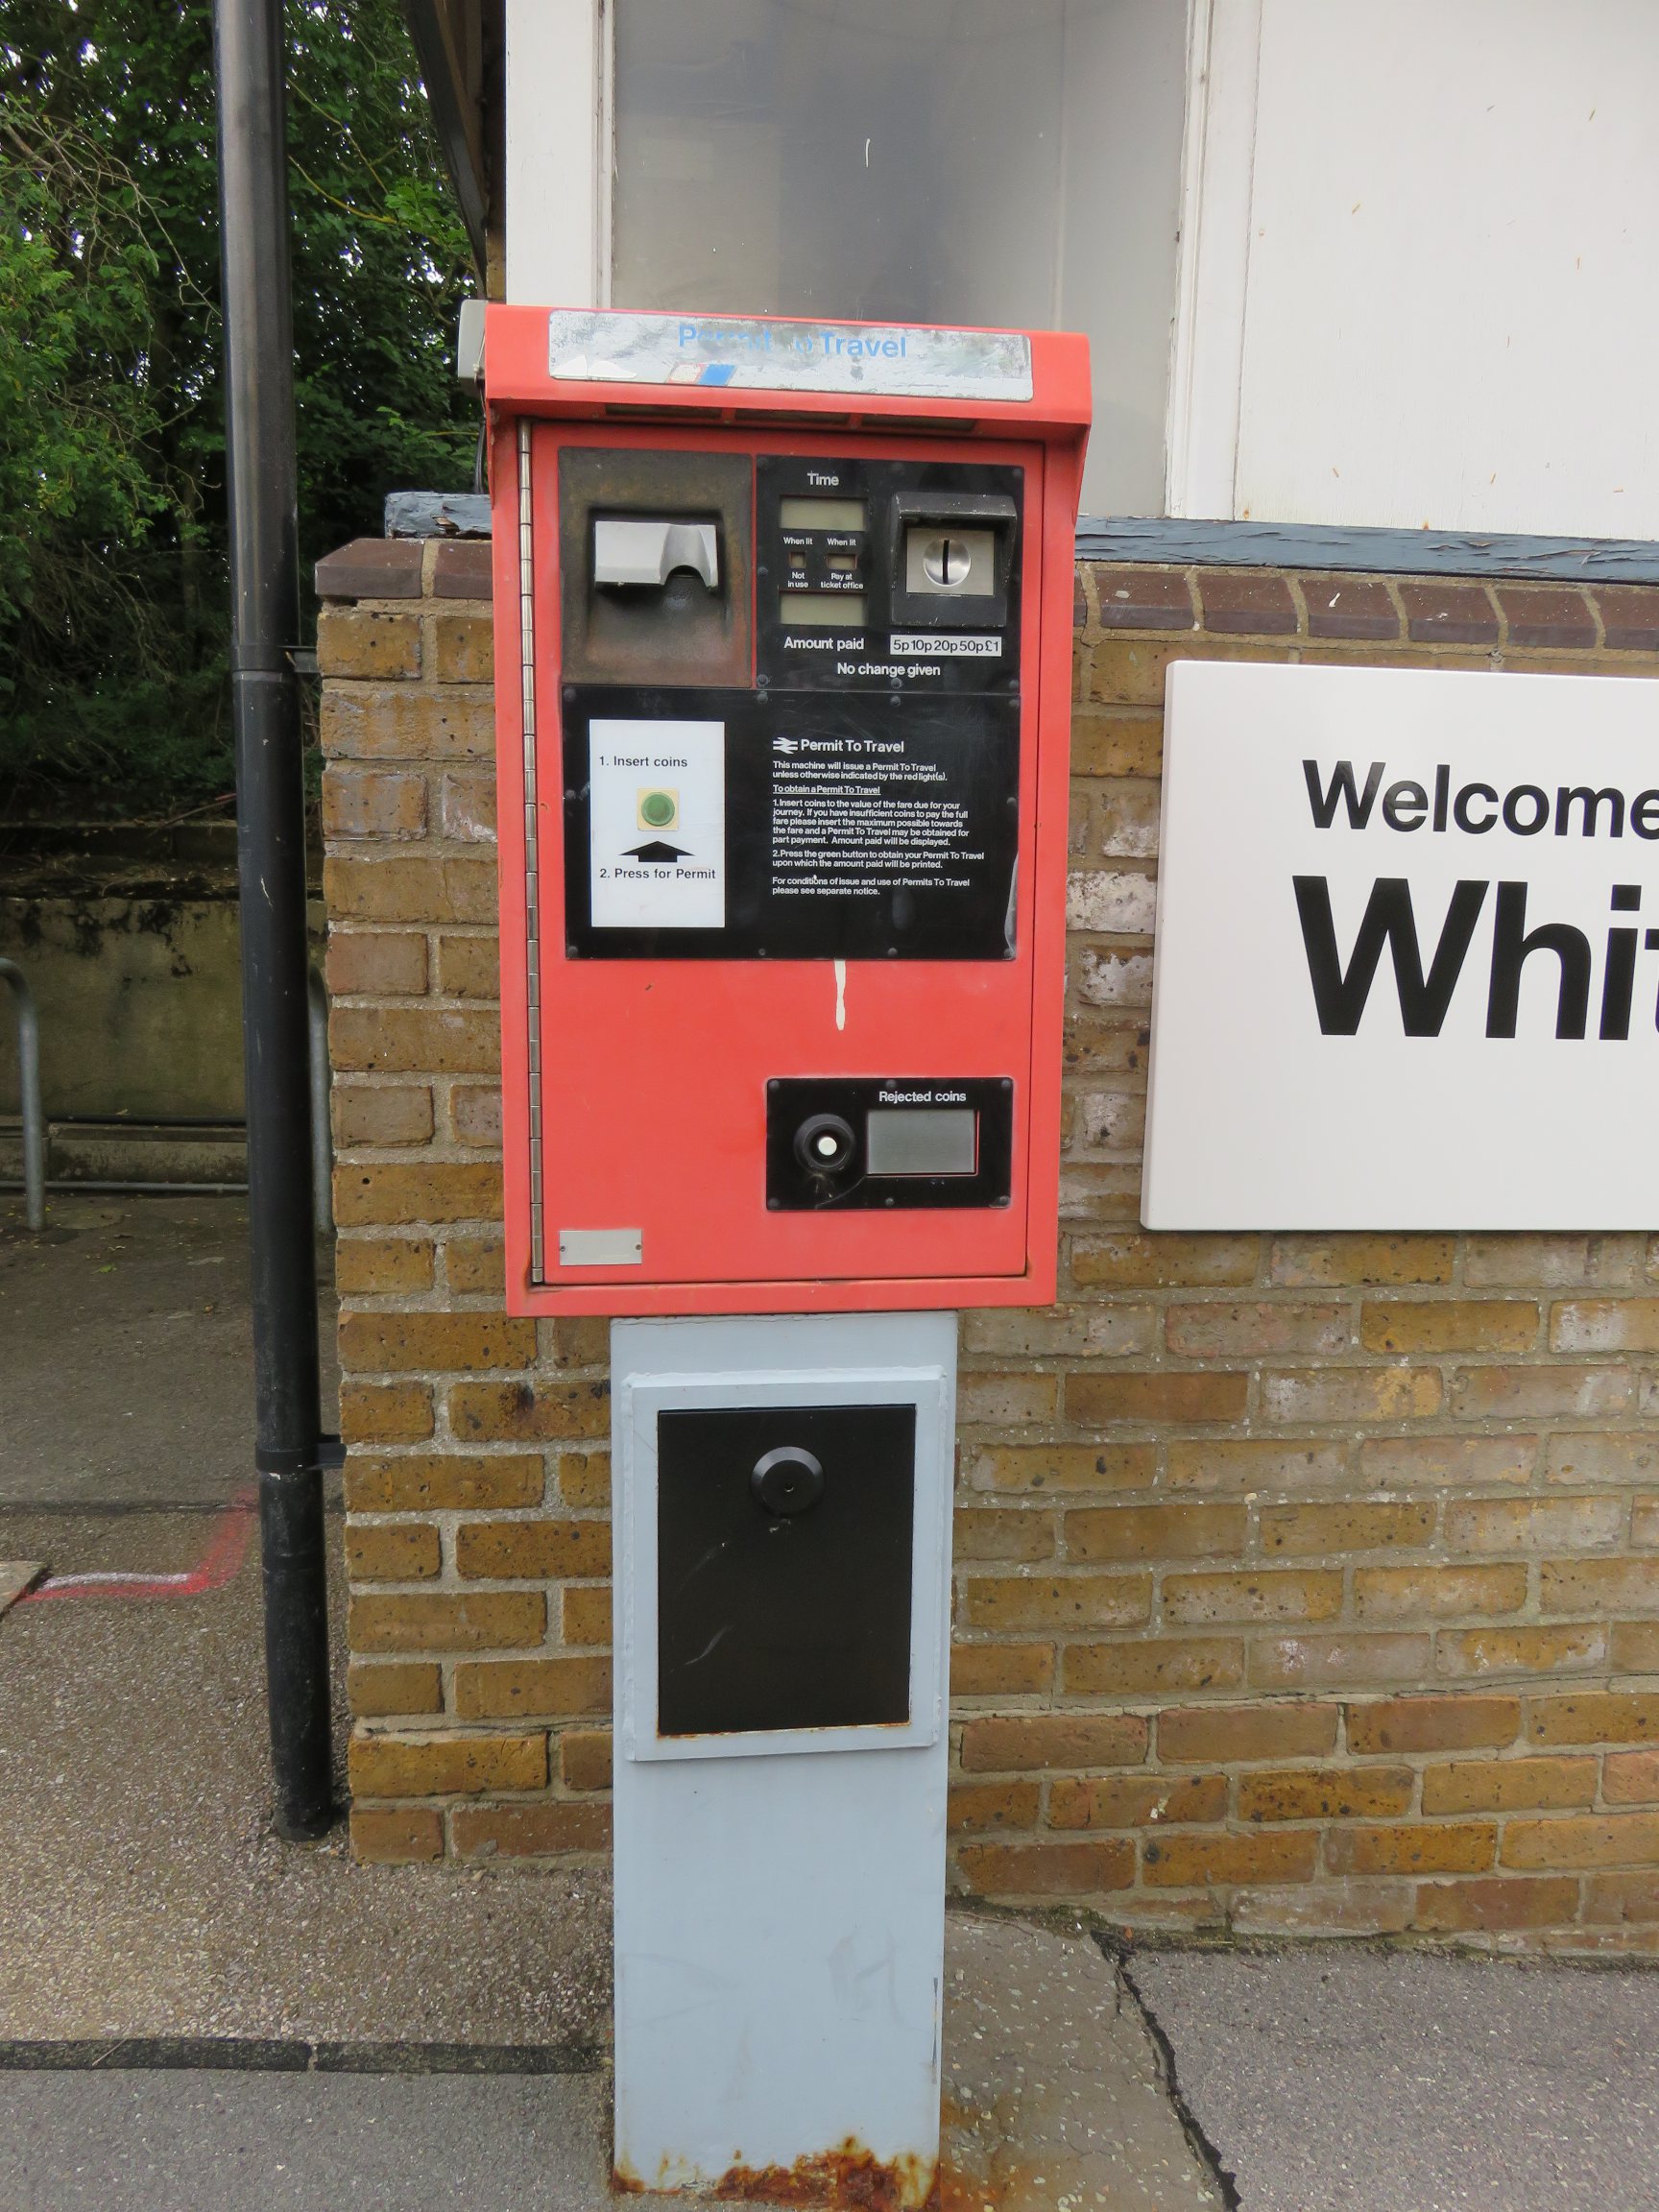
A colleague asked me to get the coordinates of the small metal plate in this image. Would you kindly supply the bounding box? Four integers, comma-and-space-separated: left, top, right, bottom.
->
559, 1228, 643, 1266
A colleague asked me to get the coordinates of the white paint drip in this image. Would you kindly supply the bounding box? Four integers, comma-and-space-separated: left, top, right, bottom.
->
38, 1570, 197, 1591
833, 958, 847, 1031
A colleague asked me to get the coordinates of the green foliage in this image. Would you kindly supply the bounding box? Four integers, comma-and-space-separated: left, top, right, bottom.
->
0, 0, 477, 816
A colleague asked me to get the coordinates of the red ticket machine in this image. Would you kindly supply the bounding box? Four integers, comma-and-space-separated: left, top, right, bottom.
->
485, 306, 1090, 2198
486, 306, 1089, 1316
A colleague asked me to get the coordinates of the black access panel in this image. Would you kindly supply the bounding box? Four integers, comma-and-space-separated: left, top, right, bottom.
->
655, 1404, 916, 1738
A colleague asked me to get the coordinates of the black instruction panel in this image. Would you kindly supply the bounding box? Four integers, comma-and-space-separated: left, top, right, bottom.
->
561, 453, 1026, 964
757, 456, 1022, 696
563, 688, 1018, 961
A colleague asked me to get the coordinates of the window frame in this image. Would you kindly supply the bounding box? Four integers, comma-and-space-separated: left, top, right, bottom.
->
503, 0, 614, 308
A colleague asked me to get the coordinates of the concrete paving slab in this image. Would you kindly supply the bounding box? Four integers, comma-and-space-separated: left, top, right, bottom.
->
944, 1916, 1224, 2210
0, 1921, 1220, 2212
0, 1191, 336, 1508
0, 1508, 611, 2046
0, 2068, 614, 2212
1126, 1943, 1659, 2212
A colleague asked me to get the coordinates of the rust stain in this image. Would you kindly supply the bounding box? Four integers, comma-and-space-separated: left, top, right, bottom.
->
708, 2141, 940, 2212
933, 2165, 989, 2212
613, 2143, 985, 2211
938, 2157, 1066, 2212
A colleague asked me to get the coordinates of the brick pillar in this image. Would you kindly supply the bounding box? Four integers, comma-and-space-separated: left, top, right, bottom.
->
317, 535, 612, 1866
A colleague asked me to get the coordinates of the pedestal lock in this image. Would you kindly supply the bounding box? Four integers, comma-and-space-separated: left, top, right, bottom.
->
751, 1444, 824, 1517
793, 1112, 856, 1179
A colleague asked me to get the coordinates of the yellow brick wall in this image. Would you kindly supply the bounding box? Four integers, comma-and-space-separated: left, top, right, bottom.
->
318, 538, 1659, 1945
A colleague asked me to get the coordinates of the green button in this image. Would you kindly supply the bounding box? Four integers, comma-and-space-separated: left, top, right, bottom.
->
639, 790, 677, 828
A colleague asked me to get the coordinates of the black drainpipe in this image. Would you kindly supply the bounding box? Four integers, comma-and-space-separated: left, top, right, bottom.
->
213, 0, 335, 1840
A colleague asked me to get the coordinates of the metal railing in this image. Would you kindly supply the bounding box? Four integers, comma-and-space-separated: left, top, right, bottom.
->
0, 959, 45, 1231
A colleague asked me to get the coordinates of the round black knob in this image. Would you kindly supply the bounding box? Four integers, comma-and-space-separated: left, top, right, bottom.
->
794, 1112, 855, 1178
751, 1445, 825, 1518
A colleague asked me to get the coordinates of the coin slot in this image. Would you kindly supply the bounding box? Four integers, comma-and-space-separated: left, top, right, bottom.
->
886, 487, 1018, 637
905, 525, 997, 599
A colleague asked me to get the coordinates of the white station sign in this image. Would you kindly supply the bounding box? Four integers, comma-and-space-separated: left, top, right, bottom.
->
1143, 660, 1659, 1229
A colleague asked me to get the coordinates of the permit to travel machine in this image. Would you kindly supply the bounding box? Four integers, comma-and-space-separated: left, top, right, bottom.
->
486, 302, 1089, 2204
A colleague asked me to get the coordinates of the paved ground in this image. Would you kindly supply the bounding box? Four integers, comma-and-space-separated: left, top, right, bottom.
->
1128, 1944, 1659, 2212
14, 1190, 1659, 2209
0, 1504, 613, 2044
0, 1190, 1224, 2209
945, 1916, 1222, 2211
0, 1191, 612, 2046
0, 1923, 1216, 2212
0, 1192, 278, 1509
0, 2070, 613, 2212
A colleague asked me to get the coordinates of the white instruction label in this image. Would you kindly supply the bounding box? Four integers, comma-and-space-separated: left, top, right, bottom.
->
589, 721, 725, 929
889, 633, 1001, 659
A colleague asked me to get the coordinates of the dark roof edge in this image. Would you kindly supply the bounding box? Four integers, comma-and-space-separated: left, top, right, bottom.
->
403, 0, 489, 276
1076, 516, 1659, 585
381, 491, 1659, 586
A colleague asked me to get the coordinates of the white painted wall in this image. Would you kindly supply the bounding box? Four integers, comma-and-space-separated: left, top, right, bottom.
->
1171, 0, 1659, 536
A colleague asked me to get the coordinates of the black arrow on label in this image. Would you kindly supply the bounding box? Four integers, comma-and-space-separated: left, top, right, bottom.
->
624, 840, 692, 863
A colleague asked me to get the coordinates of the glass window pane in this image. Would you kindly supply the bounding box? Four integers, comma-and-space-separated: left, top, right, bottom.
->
613, 0, 1068, 328
610, 0, 1189, 515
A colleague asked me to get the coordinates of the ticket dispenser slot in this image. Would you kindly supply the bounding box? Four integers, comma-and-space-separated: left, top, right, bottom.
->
559, 447, 752, 689
592, 517, 720, 591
